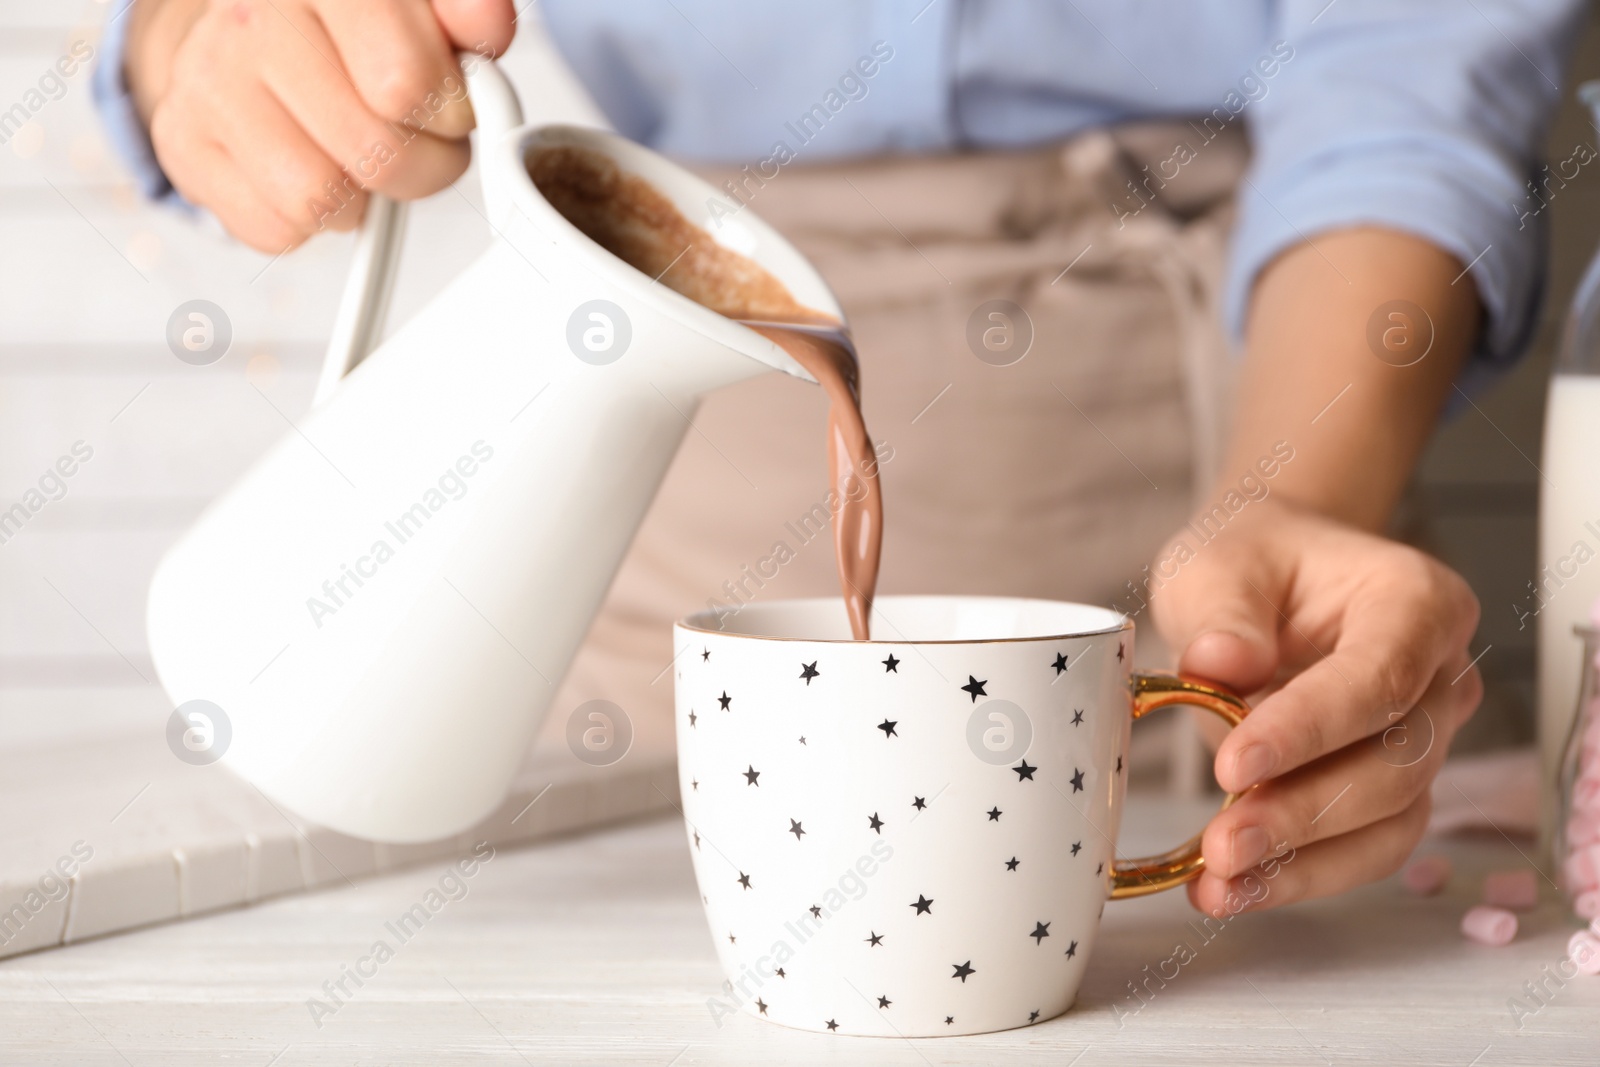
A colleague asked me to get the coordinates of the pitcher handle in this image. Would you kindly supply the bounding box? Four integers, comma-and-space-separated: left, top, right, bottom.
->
314, 52, 524, 406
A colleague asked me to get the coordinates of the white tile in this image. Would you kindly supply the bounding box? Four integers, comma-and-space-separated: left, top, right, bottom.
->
373, 837, 461, 873
0, 875, 69, 955
172, 838, 246, 918
64, 848, 178, 943
297, 827, 378, 890
244, 830, 303, 904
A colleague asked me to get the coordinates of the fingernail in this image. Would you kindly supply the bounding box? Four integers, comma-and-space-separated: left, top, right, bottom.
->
1232, 744, 1278, 790
1229, 825, 1271, 877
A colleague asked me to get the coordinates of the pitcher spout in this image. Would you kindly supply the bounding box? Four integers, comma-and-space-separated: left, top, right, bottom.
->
499, 125, 849, 387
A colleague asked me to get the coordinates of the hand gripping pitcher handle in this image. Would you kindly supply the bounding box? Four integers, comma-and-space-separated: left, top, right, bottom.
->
314, 52, 525, 405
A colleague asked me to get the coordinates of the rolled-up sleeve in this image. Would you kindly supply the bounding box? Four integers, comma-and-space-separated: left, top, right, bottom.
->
1227, 0, 1586, 369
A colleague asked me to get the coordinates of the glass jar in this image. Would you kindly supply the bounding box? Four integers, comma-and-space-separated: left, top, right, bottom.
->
1539, 81, 1600, 846
1556, 625, 1600, 918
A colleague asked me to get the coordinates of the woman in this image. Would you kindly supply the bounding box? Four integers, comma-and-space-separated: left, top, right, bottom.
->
95, 0, 1581, 916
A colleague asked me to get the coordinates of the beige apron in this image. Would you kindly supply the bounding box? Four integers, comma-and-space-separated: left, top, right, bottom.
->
533, 122, 1248, 762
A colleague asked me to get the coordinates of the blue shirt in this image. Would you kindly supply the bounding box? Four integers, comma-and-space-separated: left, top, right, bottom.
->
96, 0, 1586, 368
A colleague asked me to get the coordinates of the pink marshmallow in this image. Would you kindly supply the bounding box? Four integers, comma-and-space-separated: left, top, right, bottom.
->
1571, 777, 1600, 815
1564, 845, 1600, 892
1563, 853, 1590, 892
1567, 815, 1600, 849
1401, 854, 1451, 896
1576, 890, 1600, 921
1581, 715, 1600, 754
1569, 931, 1600, 976
1461, 905, 1518, 946
1483, 869, 1539, 911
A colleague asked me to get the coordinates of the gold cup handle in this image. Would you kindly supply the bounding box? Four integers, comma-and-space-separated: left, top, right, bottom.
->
1109, 673, 1251, 900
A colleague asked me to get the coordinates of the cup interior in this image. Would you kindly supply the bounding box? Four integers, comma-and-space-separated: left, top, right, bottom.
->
680, 595, 1128, 643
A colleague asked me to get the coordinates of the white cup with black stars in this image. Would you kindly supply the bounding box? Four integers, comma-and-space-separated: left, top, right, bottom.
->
674, 595, 1248, 1037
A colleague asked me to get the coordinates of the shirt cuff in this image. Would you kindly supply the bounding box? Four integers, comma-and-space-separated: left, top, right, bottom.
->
1224, 136, 1542, 373
92, 0, 177, 201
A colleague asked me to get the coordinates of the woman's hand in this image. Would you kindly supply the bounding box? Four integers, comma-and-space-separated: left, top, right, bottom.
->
1151, 497, 1482, 914
1149, 224, 1486, 914
124, 0, 515, 251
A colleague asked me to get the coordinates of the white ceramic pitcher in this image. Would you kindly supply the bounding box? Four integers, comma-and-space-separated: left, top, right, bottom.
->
146, 55, 842, 842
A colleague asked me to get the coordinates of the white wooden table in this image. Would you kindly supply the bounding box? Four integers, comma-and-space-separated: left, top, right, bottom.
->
2, 795, 1594, 1066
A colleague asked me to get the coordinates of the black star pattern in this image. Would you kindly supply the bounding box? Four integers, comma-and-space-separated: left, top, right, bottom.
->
701, 648, 710, 661
691, 778, 699, 791
688, 641, 1139, 1024
1117, 642, 1125, 662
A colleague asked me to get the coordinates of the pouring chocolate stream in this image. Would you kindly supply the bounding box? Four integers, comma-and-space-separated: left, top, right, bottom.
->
528, 144, 884, 639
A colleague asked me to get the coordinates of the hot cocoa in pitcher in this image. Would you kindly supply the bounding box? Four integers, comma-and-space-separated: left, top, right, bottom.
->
528, 144, 883, 639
